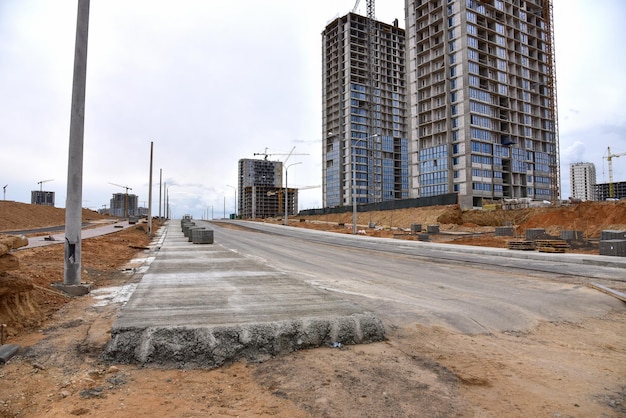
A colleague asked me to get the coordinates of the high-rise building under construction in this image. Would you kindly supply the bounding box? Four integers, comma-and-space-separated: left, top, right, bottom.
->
405, 0, 559, 209
322, 13, 408, 208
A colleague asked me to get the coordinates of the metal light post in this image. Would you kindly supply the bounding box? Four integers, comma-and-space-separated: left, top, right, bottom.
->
284, 162, 302, 226
147, 141, 153, 237
166, 185, 174, 220
226, 184, 237, 218
352, 134, 378, 235
158, 169, 162, 221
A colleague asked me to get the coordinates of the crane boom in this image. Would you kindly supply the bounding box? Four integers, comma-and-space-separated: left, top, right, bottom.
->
253, 149, 308, 161
109, 182, 132, 192
37, 179, 54, 192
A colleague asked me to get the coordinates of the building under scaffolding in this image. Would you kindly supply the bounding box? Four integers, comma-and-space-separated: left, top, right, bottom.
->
238, 158, 298, 219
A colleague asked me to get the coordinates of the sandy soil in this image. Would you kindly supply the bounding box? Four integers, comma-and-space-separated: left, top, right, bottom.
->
0, 201, 625, 417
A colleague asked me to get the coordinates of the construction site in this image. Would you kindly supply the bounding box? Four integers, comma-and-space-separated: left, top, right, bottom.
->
0, 0, 624, 416
0, 198, 625, 416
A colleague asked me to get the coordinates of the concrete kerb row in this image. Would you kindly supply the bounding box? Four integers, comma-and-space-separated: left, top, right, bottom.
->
102, 312, 384, 369
181, 220, 214, 244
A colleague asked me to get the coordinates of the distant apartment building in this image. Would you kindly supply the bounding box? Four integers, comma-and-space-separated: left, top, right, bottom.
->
405, 0, 559, 209
321, 13, 408, 208
594, 181, 626, 201
110, 193, 138, 218
238, 158, 297, 218
31, 190, 55, 206
570, 162, 596, 201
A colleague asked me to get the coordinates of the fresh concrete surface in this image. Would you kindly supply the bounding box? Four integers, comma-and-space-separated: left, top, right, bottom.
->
103, 222, 385, 368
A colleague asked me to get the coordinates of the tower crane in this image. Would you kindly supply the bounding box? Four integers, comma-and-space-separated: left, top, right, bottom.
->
109, 182, 132, 218
352, 0, 374, 18
37, 179, 54, 192
253, 148, 308, 161
604, 147, 626, 199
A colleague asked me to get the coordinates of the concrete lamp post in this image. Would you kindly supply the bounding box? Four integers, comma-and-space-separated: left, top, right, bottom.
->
284, 162, 302, 226
166, 185, 174, 220
352, 134, 379, 235
226, 184, 237, 219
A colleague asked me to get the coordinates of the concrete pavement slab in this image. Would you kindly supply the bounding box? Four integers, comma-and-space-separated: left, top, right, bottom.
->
103, 223, 385, 368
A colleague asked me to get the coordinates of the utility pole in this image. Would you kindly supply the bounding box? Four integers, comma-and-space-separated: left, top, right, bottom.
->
158, 168, 162, 220
62, 0, 90, 292
147, 141, 153, 237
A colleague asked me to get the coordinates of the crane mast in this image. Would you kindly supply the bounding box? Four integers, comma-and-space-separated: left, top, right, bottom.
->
542, 0, 560, 204
352, 0, 378, 202
109, 182, 132, 218
604, 147, 626, 199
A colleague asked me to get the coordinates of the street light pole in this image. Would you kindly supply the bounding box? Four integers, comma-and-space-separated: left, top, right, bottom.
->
284, 162, 302, 226
226, 184, 237, 218
63, 0, 90, 287
352, 134, 379, 235
165, 184, 173, 220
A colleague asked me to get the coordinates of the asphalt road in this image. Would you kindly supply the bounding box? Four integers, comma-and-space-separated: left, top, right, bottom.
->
201, 220, 626, 334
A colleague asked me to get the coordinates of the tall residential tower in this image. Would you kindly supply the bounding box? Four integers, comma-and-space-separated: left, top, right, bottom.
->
238, 158, 298, 219
322, 13, 409, 208
406, 0, 559, 209
570, 162, 596, 201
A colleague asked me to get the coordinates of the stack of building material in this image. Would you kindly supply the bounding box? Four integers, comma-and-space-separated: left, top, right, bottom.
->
560, 230, 584, 241
192, 229, 214, 244
525, 228, 547, 241
181, 221, 196, 236
495, 226, 514, 237
427, 225, 440, 234
535, 240, 569, 253
599, 230, 626, 257
507, 240, 536, 251
186, 227, 205, 241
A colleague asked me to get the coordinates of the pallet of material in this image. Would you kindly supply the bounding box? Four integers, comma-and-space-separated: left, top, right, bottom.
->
508, 240, 536, 251
535, 239, 569, 253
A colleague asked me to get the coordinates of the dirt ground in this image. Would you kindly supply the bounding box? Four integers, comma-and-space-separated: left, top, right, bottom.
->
0, 200, 625, 417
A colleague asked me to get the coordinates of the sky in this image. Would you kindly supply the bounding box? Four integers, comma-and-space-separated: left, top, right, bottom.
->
1, 1, 625, 219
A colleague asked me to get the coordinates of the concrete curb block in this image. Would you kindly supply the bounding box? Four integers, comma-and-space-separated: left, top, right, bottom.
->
103, 312, 385, 369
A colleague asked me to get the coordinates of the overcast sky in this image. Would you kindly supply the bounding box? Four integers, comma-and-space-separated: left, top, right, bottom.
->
1, 1, 625, 219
